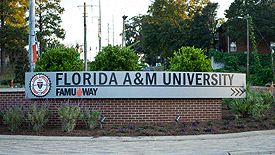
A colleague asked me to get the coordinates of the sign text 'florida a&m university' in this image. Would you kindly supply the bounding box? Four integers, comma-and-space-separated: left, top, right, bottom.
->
25, 71, 246, 99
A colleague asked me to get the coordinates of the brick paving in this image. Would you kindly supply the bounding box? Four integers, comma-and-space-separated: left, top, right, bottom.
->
0, 130, 275, 154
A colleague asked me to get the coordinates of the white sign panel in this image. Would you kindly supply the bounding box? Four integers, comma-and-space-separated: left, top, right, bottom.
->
25, 71, 246, 99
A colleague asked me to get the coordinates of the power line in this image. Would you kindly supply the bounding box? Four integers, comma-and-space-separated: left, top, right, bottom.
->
252, 20, 274, 48
253, 17, 275, 24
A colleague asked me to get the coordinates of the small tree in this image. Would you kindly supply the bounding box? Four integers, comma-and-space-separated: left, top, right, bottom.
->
14, 49, 30, 84
169, 46, 212, 72
34, 47, 84, 72
89, 45, 141, 71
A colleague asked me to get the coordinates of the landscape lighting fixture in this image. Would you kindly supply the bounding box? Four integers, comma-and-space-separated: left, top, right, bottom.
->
175, 115, 180, 126
99, 116, 106, 129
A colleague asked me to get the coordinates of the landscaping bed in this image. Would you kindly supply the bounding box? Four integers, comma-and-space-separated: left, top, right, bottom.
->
1, 107, 274, 137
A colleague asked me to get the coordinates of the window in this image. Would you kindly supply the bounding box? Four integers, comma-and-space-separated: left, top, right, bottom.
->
271, 42, 275, 49
215, 33, 219, 40
230, 42, 237, 52
271, 42, 275, 54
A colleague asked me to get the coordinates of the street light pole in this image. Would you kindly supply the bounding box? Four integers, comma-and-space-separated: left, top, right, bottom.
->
122, 15, 128, 47
236, 15, 250, 76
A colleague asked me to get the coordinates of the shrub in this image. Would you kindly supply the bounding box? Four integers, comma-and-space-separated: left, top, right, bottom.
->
229, 98, 251, 118
0, 111, 3, 122
208, 49, 274, 86
223, 55, 240, 71
26, 101, 52, 132
0, 74, 14, 88
89, 45, 141, 71
252, 66, 272, 86
169, 46, 212, 72
57, 100, 81, 132
222, 125, 229, 130
14, 49, 30, 84
2, 103, 25, 132
111, 125, 119, 129
207, 120, 213, 126
222, 98, 232, 109
34, 47, 84, 72
237, 125, 245, 128
224, 120, 230, 125
80, 109, 101, 129
181, 123, 187, 127
229, 89, 273, 118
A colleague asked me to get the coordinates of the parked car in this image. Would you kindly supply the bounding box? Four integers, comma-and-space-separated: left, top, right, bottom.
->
141, 67, 156, 71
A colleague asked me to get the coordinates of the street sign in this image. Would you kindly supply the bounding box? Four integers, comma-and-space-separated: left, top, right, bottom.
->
25, 71, 246, 99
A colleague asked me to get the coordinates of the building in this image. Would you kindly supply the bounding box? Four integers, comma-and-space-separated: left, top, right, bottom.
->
216, 26, 275, 54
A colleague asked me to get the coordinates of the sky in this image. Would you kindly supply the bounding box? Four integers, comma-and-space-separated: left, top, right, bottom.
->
60, 0, 234, 61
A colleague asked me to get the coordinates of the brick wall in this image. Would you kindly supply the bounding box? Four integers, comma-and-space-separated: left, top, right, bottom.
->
0, 89, 222, 126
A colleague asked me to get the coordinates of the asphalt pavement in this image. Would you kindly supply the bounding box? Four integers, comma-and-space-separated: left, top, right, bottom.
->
0, 130, 275, 154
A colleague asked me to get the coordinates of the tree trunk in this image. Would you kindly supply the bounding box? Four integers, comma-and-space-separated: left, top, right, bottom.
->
39, 11, 43, 54
0, 1, 6, 75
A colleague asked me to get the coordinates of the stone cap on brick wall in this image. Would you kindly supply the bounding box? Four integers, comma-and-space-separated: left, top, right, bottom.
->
249, 86, 271, 91
0, 88, 25, 92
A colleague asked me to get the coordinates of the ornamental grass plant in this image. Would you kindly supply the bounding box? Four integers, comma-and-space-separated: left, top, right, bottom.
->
26, 100, 52, 132
80, 108, 101, 129
57, 99, 82, 132
1, 102, 25, 132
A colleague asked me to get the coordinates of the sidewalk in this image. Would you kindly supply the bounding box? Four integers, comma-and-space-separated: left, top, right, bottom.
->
0, 130, 275, 154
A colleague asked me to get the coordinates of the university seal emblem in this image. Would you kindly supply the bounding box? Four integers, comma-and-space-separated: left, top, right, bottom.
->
30, 73, 51, 97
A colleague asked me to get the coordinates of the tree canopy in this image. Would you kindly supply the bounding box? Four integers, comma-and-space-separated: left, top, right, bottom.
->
36, 0, 65, 53
0, 0, 28, 74
89, 45, 141, 71
224, 0, 275, 44
126, 0, 218, 66
187, 2, 218, 49
34, 47, 84, 72
125, 15, 144, 53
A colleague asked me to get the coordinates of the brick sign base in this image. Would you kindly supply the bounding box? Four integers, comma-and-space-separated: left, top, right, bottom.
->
0, 89, 222, 126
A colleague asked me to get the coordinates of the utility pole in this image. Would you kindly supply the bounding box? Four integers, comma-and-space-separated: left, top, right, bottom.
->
108, 23, 110, 45
113, 15, 115, 46
246, 14, 250, 77
78, 2, 93, 71
98, 0, 101, 52
84, 2, 87, 71
29, 0, 35, 72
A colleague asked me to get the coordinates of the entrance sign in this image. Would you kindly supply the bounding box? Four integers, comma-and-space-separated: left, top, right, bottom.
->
25, 71, 246, 99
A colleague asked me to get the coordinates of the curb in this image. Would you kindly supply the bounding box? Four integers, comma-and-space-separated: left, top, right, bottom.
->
228, 149, 275, 155
184, 149, 275, 155
0, 129, 274, 142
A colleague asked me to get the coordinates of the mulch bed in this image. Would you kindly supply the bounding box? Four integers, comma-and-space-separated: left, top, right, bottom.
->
1, 107, 275, 137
